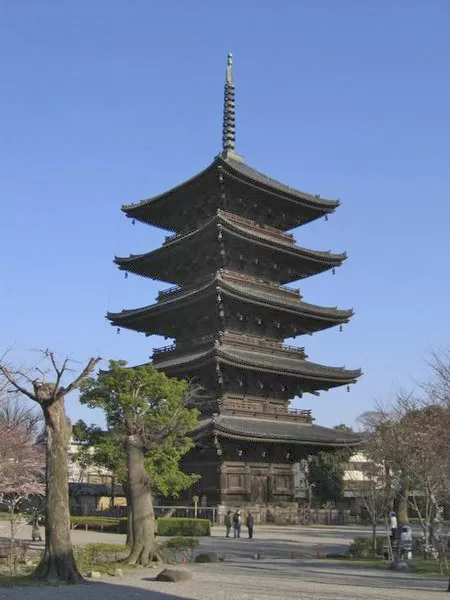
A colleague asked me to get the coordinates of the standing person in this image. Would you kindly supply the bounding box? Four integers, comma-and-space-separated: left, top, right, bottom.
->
389, 511, 398, 541
224, 510, 232, 538
233, 509, 241, 538
31, 510, 42, 542
246, 512, 254, 539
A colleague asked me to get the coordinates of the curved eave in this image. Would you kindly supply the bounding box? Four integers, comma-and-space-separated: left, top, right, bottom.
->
153, 345, 361, 384
107, 276, 353, 333
219, 155, 339, 210
222, 284, 353, 324
121, 160, 216, 226
114, 213, 346, 278
220, 212, 346, 263
121, 155, 340, 229
213, 427, 361, 447
217, 347, 361, 383
193, 416, 362, 447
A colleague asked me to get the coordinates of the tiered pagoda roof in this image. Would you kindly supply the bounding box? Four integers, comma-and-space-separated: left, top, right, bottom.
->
151, 339, 360, 393
115, 209, 346, 284
109, 53, 362, 449
108, 270, 353, 338
195, 414, 359, 447
122, 154, 340, 232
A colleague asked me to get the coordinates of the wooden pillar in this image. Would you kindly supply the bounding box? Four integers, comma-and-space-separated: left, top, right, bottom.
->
245, 463, 252, 501
267, 464, 274, 502
219, 463, 228, 504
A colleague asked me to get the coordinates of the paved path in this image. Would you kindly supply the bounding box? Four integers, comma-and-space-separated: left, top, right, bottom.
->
1, 524, 448, 599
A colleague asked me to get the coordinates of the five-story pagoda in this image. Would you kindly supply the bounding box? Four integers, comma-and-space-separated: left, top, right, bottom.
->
109, 55, 361, 515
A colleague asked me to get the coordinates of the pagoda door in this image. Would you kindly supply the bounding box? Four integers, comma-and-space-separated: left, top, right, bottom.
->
251, 475, 268, 503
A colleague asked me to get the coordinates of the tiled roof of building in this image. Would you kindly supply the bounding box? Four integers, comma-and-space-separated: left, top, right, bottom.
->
153, 344, 361, 383
222, 156, 338, 207
122, 154, 338, 217
114, 212, 345, 278
107, 274, 352, 327
196, 414, 360, 446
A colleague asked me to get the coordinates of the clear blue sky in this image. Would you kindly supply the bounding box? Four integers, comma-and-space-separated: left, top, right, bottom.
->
1, 1, 449, 429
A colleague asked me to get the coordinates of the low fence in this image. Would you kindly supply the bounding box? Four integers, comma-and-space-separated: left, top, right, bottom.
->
299, 508, 364, 526
70, 505, 363, 526
70, 505, 219, 524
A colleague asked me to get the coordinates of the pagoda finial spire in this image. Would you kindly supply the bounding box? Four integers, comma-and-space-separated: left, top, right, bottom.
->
221, 53, 244, 162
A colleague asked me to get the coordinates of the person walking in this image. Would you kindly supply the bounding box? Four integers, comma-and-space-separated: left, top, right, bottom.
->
246, 512, 254, 539
224, 510, 232, 537
233, 509, 241, 538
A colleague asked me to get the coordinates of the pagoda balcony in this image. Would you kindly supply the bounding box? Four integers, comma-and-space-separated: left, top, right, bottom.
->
219, 331, 306, 358
157, 284, 184, 300
163, 210, 295, 247
156, 271, 302, 303
220, 269, 301, 298
152, 343, 177, 357
219, 395, 313, 422
152, 333, 307, 362
220, 210, 294, 245
152, 334, 215, 360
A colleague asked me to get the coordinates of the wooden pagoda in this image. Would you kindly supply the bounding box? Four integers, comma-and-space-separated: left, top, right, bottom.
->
109, 54, 361, 517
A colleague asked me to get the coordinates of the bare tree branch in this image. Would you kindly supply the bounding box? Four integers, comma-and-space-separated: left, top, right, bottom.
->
57, 356, 102, 398
0, 366, 38, 402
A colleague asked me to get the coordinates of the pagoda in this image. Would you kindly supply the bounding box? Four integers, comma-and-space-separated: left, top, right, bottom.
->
109, 55, 361, 515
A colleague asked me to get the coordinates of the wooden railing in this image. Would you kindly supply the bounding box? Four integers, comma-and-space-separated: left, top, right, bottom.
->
221, 210, 294, 247
152, 344, 176, 356
220, 269, 300, 297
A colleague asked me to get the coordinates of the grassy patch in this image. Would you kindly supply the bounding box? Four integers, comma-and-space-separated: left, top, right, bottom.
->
74, 543, 130, 575
324, 554, 449, 577
0, 564, 40, 587
0, 575, 42, 587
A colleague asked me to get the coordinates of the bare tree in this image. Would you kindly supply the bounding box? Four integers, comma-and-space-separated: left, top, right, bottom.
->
424, 347, 450, 407
351, 418, 394, 556
0, 392, 42, 437
0, 350, 101, 584
360, 394, 450, 554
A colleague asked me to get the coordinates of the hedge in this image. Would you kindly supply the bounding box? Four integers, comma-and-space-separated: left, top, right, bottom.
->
70, 516, 120, 531
69, 515, 210, 536
156, 518, 211, 537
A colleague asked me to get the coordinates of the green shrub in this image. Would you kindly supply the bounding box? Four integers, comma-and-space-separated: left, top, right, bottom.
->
70, 516, 120, 532
156, 518, 210, 537
347, 536, 386, 558
161, 537, 200, 563
74, 543, 129, 574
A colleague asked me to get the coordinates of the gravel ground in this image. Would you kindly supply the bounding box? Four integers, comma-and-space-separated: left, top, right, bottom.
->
0, 561, 447, 600
1, 524, 448, 599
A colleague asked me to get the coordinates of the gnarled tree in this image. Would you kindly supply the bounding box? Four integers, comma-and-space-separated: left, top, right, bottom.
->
0, 351, 101, 584
79, 360, 200, 565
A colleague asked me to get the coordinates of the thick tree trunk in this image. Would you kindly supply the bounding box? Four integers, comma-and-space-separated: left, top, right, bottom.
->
125, 435, 161, 565
371, 522, 377, 556
33, 398, 84, 584
123, 481, 133, 546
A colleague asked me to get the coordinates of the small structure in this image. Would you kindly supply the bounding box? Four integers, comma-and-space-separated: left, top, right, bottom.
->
68, 482, 126, 515
108, 55, 362, 519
